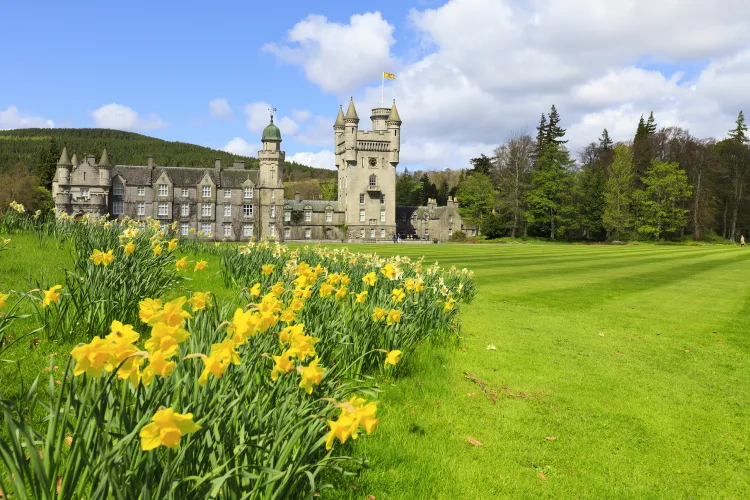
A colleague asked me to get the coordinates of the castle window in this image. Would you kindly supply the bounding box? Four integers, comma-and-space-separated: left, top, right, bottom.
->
202, 185, 211, 198
271, 191, 276, 201
369, 175, 377, 187
380, 194, 385, 205
369, 219, 376, 226
113, 181, 124, 196
359, 209, 365, 222
182, 188, 189, 197
304, 210, 312, 222
270, 204, 276, 218
304, 228, 311, 239
380, 209, 386, 222
224, 189, 231, 199
284, 210, 291, 222
424, 229, 429, 238
380, 229, 385, 238
181, 204, 189, 217
243, 224, 253, 237
449, 215, 453, 223
424, 213, 429, 221
269, 223, 277, 237
158, 203, 168, 217
137, 202, 145, 216
360, 229, 365, 238
81, 188, 90, 200
200, 223, 212, 236
137, 187, 145, 197
243, 204, 253, 217
113, 200, 124, 215
159, 184, 168, 197
325, 211, 332, 223
224, 204, 231, 217
201, 204, 211, 217
180, 223, 189, 236
244, 187, 253, 199
449, 229, 453, 238
370, 228, 375, 239
223, 223, 232, 237
359, 193, 365, 204
284, 227, 291, 238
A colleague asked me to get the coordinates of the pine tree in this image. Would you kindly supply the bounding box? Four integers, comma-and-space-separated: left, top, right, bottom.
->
728, 110, 748, 144
599, 129, 613, 151
633, 112, 657, 186
645, 111, 657, 135
545, 105, 568, 146
534, 114, 548, 160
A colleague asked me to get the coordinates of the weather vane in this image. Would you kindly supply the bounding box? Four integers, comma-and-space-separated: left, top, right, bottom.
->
269, 106, 277, 123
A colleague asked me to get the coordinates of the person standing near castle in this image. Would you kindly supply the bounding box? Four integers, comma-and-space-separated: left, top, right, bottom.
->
741, 235, 746, 247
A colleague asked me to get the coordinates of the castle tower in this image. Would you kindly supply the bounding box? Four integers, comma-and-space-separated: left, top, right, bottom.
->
335, 98, 400, 240
99, 148, 112, 185
258, 113, 285, 239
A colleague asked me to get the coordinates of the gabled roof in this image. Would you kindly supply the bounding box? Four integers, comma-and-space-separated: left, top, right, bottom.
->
110, 165, 260, 187
284, 199, 343, 212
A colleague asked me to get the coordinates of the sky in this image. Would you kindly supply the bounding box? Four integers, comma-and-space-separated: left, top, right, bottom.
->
1, 0, 749, 171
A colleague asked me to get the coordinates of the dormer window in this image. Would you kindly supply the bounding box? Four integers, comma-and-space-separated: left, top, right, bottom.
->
182, 188, 189, 197
202, 185, 211, 198
304, 209, 312, 222
113, 181, 124, 196
158, 184, 168, 196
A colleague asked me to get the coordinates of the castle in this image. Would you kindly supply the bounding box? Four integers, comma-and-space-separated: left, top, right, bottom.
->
52, 100, 477, 241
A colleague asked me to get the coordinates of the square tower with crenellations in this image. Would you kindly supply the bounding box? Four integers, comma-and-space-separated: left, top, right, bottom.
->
334, 98, 401, 240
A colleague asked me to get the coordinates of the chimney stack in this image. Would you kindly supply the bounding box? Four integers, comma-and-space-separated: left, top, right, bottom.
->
294, 192, 301, 202
215, 158, 222, 172
147, 155, 154, 168
232, 160, 245, 170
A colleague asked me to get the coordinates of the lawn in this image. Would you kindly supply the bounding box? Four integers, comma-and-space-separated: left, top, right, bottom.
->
2, 237, 749, 498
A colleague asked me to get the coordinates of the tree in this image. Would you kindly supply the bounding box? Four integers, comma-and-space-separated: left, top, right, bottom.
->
533, 114, 548, 160
525, 105, 574, 239
635, 160, 693, 240
599, 128, 613, 152
437, 180, 450, 206
456, 173, 494, 227
33, 137, 60, 190
0, 163, 53, 213
603, 145, 634, 239
420, 173, 438, 205
728, 110, 747, 143
468, 155, 492, 176
320, 180, 337, 201
492, 131, 534, 237
633, 112, 658, 184
577, 143, 607, 239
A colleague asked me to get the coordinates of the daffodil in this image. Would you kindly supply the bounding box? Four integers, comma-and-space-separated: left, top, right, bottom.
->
139, 298, 163, 324
335, 286, 348, 301
123, 241, 136, 255
71, 337, 113, 377
380, 263, 397, 280
194, 260, 208, 272
152, 244, 163, 256
319, 283, 334, 297
444, 298, 457, 312
355, 290, 368, 304
188, 292, 211, 312
167, 238, 178, 252
42, 285, 62, 307
139, 408, 201, 451
362, 272, 377, 286
270, 350, 296, 381
391, 288, 406, 303
90, 249, 104, 265
386, 309, 401, 326
175, 256, 188, 271
197, 339, 241, 386
248, 283, 261, 297
372, 307, 387, 322
0, 293, 8, 309
262, 264, 275, 275
384, 349, 403, 367
101, 249, 115, 266
298, 357, 325, 394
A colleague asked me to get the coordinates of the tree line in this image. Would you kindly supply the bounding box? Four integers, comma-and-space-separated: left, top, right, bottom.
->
408, 107, 748, 242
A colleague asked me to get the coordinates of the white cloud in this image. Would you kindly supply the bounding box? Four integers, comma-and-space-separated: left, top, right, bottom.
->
222, 137, 259, 157
0, 106, 54, 129
292, 109, 312, 122
263, 12, 395, 93
296, 115, 333, 146
209, 98, 233, 119
289, 150, 336, 170
244, 102, 299, 137
92, 104, 166, 131
271, 0, 750, 168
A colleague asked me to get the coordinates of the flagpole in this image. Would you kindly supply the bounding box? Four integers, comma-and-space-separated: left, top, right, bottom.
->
381, 73, 384, 107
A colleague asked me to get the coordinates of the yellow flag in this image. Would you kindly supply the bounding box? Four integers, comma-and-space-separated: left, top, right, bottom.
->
383, 72, 396, 80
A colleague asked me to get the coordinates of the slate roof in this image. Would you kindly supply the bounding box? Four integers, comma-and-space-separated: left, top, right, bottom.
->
111, 166, 259, 187
284, 199, 343, 212
396, 205, 447, 221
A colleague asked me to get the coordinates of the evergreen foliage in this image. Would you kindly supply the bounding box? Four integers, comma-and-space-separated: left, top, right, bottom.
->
602, 145, 634, 239
634, 159, 693, 239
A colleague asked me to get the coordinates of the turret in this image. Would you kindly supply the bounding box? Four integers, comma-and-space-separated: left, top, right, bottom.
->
344, 98, 359, 164
99, 148, 111, 185
71, 151, 79, 168
259, 116, 284, 187
56, 147, 72, 185
333, 105, 345, 168
387, 100, 402, 165
370, 106, 390, 132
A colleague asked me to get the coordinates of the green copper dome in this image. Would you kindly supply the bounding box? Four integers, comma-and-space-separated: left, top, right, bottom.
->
262, 118, 282, 142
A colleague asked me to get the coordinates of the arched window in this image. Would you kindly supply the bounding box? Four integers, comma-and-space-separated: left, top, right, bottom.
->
369, 174, 377, 187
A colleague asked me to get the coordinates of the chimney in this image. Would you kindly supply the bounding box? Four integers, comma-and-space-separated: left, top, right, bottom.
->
215, 158, 222, 172
232, 160, 245, 170
294, 192, 301, 202
147, 155, 154, 168
427, 197, 437, 209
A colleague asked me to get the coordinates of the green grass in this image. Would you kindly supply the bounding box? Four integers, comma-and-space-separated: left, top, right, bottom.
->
2, 237, 749, 498
315, 242, 750, 499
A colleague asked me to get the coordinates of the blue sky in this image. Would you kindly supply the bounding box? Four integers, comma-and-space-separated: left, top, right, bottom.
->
2, 1, 749, 171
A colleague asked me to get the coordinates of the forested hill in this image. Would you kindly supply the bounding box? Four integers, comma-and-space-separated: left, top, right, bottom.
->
0, 128, 334, 188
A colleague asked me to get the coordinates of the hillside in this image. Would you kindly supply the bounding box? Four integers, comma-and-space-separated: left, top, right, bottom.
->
0, 128, 335, 188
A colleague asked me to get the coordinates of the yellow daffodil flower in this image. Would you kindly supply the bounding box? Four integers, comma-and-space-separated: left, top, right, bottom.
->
386, 309, 401, 326
175, 256, 188, 271
355, 290, 368, 304
194, 260, 207, 272
372, 307, 386, 322
123, 241, 136, 256
391, 288, 406, 303
384, 349, 403, 367
188, 292, 211, 312
298, 357, 325, 394
262, 264, 275, 275
139, 408, 201, 451
362, 272, 377, 286
42, 285, 62, 307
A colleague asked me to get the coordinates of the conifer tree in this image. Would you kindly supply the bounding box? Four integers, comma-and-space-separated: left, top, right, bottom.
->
599, 129, 613, 151
728, 110, 748, 144
534, 114, 548, 160
603, 145, 635, 239
633, 112, 657, 185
